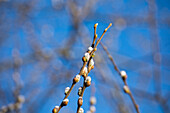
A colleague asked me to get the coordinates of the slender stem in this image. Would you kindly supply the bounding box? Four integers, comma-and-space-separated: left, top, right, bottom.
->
56, 62, 87, 113
94, 23, 112, 49
101, 42, 140, 113
89, 23, 112, 58
92, 23, 98, 47
64, 83, 75, 99
77, 63, 90, 113
76, 82, 86, 113
55, 23, 112, 113
56, 83, 75, 113
129, 91, 140, 113
76, 106, 80, 113
77, 23, 112, 113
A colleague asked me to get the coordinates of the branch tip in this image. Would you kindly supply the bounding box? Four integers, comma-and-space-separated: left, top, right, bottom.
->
94, 23, 98, 28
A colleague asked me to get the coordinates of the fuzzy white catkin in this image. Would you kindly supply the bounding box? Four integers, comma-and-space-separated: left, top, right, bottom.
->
123, 85, 130, 93
85, 76, 91, 83
90, 106, 96, 112
84, 52, 90, 61
78, 108, 84, 113
88, 47, 93, 52
18, 95, 25, 103
53, 106, 59, 113
63, 98, 69, 103
83, 67, 88, 74
76, 74, 81, 81
90, 96, 96, 105
54, 106, 59, 109
89, 59, 94, 66
120, 70, 126, 76
65, 87, 70, 95
78, 87, 83, 96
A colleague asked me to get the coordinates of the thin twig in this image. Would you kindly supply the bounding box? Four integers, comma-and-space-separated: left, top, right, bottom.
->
55, 23, 112, 113
101, 42, 140, 113
94, 23, 112, 49
56, 62, 87, 113
76, 23, 112, 113
92, 23, 98, 47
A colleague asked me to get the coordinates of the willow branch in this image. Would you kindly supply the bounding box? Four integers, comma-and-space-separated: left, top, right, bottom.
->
76, 23, 112, 113
101, 42, 140, 113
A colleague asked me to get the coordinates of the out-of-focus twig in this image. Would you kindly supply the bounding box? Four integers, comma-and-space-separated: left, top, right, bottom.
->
101, 42, 140, 113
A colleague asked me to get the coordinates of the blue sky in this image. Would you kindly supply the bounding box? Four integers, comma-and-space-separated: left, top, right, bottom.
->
0, 0, 170, 113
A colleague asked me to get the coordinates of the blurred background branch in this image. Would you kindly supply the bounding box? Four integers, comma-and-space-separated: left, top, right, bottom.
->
0, 0, 170, 113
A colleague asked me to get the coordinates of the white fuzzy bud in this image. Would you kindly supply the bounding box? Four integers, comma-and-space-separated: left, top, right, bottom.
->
83, 67, 88, 75
78, 97, 83, 106
89, 59, 94, 67
76, 74, 80, 79
73, 74, 81, 83
94, 23, 98, 28
18, 95, 25, 103
54, 106, 59, 109
78, 107, 84, 113
78, 87, 83, 96
123, 85, 130, 94
90, 96, 96, 105
62, 99, 69, 106
84, 52, 90, 61
120, 70, 126, 77
63, 98, 69, 103
120, 70, 127, 80
52, 106, 59, 113
65, 87, 70, 95
85, 76, 91, 83
88, 47, 93, 52
90, 106, 96, 113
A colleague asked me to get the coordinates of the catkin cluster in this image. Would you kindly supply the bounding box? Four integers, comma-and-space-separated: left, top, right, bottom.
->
52, 23, 112, 113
